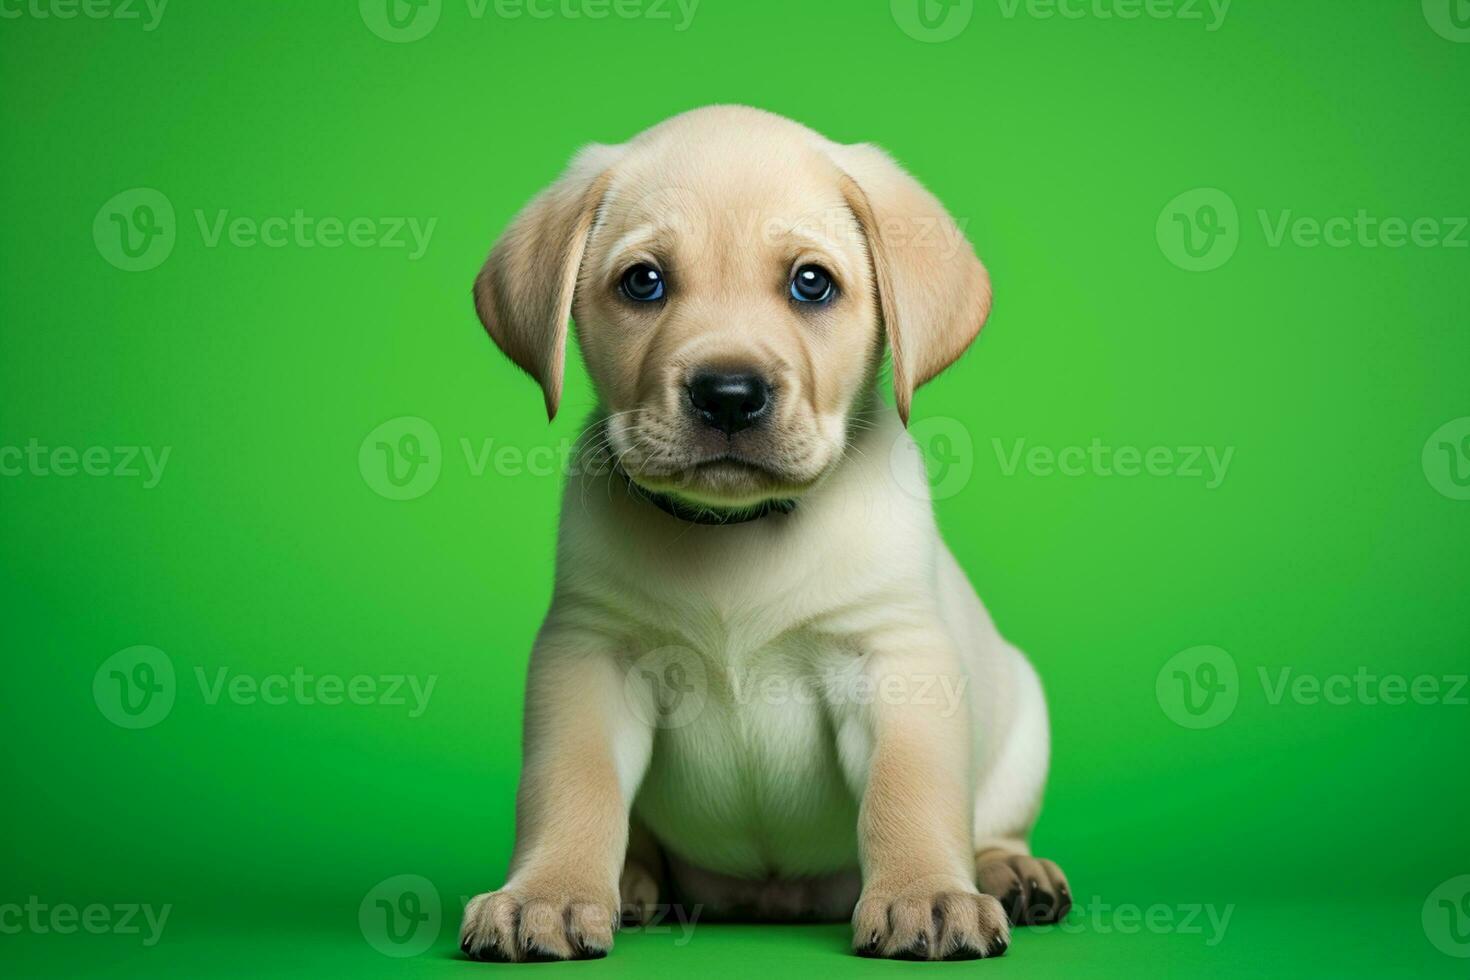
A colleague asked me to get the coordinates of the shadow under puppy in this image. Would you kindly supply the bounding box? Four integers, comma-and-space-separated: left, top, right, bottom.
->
460, 105, 1068, 963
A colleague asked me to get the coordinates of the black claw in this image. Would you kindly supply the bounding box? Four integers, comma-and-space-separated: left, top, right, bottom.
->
896, 934, 930, 961
943, 942, 986, 962
990, 937, 1009, 958
522, 944, 561, 963
464, 942, 512, 964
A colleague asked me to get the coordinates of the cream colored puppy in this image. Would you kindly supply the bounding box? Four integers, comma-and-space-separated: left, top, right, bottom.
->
460, 105, 1068, 963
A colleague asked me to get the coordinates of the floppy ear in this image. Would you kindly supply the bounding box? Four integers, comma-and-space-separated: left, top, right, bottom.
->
473, 144, 619, 420
832, 144, 992, 425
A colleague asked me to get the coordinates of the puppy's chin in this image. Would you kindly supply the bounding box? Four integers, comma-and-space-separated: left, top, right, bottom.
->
604, 416, 842, 513
630, 459, 807, 512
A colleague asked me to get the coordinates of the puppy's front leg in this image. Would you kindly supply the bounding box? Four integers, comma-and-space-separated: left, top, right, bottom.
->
842, 631, 1009, 961
461, 627, 652, 962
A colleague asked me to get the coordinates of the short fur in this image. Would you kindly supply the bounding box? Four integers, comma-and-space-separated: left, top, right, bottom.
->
461, 106, 1068, 963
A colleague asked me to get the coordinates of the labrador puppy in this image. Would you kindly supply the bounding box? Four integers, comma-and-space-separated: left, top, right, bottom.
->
460, 105, 1068, 963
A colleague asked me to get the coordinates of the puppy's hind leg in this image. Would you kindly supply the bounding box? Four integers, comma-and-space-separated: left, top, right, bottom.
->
620, 816, 664, 926
972, 649, 1072, 926
976, 840, 1071, 927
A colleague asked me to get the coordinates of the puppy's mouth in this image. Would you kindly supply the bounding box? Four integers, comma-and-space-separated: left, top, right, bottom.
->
596, 409, 835, 519
629, 452, 810, 512
690, 453, 787, 481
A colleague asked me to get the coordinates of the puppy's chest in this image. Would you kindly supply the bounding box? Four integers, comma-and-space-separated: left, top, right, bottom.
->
629, 625, 863, 878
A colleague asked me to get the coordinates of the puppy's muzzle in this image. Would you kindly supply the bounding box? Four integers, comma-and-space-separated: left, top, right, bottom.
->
686, 370, 772, 436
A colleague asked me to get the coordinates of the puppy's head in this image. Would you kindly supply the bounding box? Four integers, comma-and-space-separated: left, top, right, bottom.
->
475, 106, 991, 512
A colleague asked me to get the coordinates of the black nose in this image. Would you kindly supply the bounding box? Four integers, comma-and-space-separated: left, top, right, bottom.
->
687, 371, 771, 435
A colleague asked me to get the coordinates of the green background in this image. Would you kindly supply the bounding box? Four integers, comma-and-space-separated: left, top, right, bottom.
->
2, 0, 1467, 976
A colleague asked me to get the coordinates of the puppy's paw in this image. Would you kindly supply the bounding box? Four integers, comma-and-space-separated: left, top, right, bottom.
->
852, 876, 1009, 961
459, 884, 617, 962
977, 851, 1072, 926
619, 859, 660, 926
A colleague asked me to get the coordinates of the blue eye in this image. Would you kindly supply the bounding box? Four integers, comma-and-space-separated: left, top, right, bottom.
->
621, 264, 664, 302
791, 265, 834, 303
